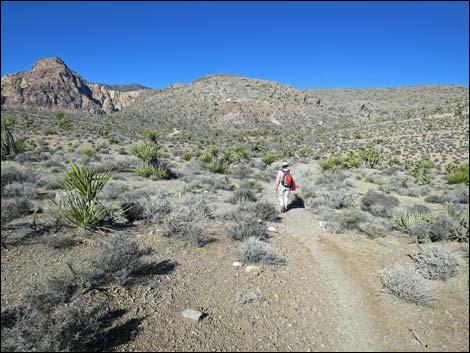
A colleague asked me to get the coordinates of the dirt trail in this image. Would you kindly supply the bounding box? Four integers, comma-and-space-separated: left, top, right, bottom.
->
262, 163, 384, 351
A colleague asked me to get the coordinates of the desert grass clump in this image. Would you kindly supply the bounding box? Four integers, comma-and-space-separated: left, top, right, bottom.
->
226, 214, 268, 241
238, 237, 285, 265
381, 266, 434, 305
412, 244, 464, 280
361, 190, 400, 218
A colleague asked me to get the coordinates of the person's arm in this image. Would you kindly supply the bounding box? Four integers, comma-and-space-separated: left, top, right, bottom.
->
274, 171, 282, 190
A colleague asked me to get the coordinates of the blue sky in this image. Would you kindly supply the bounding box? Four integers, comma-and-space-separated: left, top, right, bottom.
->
1, 1, 468, 89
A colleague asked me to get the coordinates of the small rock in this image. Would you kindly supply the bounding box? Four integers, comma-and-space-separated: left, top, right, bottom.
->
245, 265, 263, 274
267, 226, 277, 232
232, 261, 244, 267
182, 309, 204, 321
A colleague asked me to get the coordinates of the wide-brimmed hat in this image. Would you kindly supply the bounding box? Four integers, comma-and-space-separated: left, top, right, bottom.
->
281, 161, 289, 167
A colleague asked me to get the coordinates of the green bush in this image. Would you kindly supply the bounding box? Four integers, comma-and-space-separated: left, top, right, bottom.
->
261, 152, 276, 166
80, 147, 97, 158
358, 144, 384, 168
408, 159, 434, 185
447, 163, 469, 185
55, 112, 71, 130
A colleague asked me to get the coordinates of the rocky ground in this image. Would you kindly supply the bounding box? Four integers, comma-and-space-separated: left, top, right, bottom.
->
2, 153, 469, 351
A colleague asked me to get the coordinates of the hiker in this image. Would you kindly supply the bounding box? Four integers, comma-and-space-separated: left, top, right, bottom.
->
274, 161, 296, 213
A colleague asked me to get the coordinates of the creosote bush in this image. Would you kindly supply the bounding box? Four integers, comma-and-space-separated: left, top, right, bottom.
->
381, 266, 434, 305
412, 244, 463, 280
361, 190, 400, 218
238, 237, 285, 265
226, 213, 268, 241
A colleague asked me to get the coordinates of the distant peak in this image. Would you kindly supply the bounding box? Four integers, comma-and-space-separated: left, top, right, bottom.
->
32, 57, 68, 72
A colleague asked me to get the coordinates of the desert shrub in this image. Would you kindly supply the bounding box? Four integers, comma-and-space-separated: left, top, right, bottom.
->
444, 187, 469, 204
249, 201, 279, 222
80, 147, 97, 158
446, 203, 469, 242
407, 204, 431, 216
172, 193, 213, 221
91, 155, 139, 173
120, 188, 171, 222
334, 209, 370, 231
358, 218, 391, 238
1, 198, 33, 225
25, 273, 78, 312
358, 144, 384, 168
160, 216, 209, 247
361, 190, 399, 218
320, 151, 360, 171
412, 244, 463, 280
409, 220, 433, 243
428, 216, 455, 242
1, 163, 38, 193
425, 194, 445, 204
1, 303, 103, 352
408, 159, 434, 185
83, 234, 147, 287
226, 214, 268, 241
2, 182, 37, 198
447, 163, 469, 185
229, 183, 259, 204
238, 237, 285, 265
101, 181, 129, 201
381, 266, 434, 305
185, 173, 234, 191
230, 165, 253, 179
261, 152, 276, 165
309, 188, 358, 210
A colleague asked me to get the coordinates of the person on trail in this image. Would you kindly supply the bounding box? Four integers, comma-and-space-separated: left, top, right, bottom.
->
274, 161, 296, 213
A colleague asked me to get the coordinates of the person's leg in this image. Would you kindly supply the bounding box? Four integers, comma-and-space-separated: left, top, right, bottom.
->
278, 187, 285, 212
283, 189, 290, 212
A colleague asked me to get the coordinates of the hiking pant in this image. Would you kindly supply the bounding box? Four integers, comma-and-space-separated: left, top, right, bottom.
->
278, 185, 290, 210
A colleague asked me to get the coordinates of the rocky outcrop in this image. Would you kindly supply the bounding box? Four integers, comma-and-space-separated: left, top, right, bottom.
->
1, 57, 146, 115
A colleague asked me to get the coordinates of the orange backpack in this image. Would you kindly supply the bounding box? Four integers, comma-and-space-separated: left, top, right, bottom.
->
282, 171, 293, 188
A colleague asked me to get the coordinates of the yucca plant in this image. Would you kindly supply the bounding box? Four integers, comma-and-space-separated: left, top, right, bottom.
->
393, 210, 425, 234
1, 117, 33, 160
54, 162, 113, 230
131, 141, 165, 166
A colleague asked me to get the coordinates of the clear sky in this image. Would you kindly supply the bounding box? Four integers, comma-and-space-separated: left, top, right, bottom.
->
1, 1, 468, 89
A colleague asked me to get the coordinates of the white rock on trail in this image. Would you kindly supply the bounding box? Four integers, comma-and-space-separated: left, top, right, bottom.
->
182, 309, 204, 321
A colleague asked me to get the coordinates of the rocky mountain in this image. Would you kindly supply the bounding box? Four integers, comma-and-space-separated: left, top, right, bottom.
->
118, 73, 469, 132
98, 83, 150, 92
1, 57, 468, 130
1, 57, 147, 115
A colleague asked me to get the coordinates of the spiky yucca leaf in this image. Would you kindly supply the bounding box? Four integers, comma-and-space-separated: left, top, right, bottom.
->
63, 162, 111, 201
